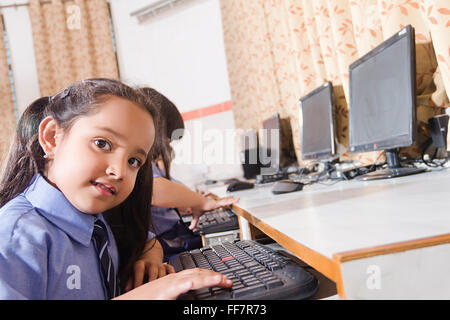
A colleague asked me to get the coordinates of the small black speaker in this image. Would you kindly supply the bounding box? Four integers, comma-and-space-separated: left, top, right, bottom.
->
428, 114, 449, 149
240, 148, 263, 179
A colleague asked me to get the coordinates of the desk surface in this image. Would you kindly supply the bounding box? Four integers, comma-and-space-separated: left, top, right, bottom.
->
209, 169, 450, 282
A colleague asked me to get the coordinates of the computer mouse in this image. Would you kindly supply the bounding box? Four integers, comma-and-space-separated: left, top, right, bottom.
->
271, 180, 304, 194
223, 178, 240, 184
227, 181, 254, 192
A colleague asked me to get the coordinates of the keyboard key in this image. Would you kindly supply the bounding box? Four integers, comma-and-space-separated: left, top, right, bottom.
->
232, 280, 244, 288
228, 276, 238, 282
215, 266, 228, 273
168, 256, 183, 271
246, 281, 263, 289
211, 287, 225, 293
265, 279, 284, 289
222, 270, 234, 277
180, 255, 196, 269
211, 291, 232, 300
267, 262, 281, 271
195, 287, 211, 295
233, 283, 266, 298
196, 292, 212, 299
225, 265, 245, 273
243, 261, 260, 268
262, 275, 279, 283
235, 269, 250, 276
241, 275, 256, 283
249, 265, 265, 273
255, 270, 272, 278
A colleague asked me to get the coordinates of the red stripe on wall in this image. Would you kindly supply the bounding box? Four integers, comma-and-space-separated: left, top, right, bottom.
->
182, 101, 232, 121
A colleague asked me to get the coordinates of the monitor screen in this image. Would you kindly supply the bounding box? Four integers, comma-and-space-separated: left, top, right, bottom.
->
299, 81, 335, 161
349, 25, 416, 153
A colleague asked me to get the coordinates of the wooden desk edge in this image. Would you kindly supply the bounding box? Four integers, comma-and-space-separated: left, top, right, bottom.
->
333, 233, 450, 262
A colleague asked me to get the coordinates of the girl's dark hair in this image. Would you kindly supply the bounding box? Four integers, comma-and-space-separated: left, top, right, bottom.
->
139, 87, 184, 179
0, 78, 158, 290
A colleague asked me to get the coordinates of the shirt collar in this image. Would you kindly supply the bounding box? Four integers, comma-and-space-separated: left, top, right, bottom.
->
24, 174, 101, 247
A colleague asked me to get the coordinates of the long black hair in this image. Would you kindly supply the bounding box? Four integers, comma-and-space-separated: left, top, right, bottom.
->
138, 87, 184, 180
0, 78, 158, 290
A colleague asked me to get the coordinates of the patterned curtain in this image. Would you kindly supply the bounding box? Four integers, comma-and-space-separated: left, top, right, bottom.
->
28, 0, 119, 96
0, 16, 16, 165
220, 0, 450, 165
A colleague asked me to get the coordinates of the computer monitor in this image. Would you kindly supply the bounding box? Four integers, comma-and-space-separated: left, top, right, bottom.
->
299, 81, 336, 162
348, 24, 425, 180
259, 113, 298, 177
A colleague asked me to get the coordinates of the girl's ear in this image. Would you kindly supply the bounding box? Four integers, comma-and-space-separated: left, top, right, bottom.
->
38, 116, 62, 159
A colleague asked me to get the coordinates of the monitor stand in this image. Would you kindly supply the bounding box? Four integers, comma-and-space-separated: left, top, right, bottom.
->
357, 148, 426, 181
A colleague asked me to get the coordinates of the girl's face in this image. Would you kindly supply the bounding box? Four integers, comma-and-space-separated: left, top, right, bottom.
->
42, 96, 155, 214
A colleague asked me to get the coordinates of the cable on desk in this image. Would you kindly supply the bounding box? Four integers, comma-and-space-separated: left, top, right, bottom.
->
315, 179, 344, 186
420, 137, 449, 168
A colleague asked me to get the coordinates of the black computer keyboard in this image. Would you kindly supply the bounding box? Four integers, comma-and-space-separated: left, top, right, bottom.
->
169, 240, 319, 300
182, 208, 239, 235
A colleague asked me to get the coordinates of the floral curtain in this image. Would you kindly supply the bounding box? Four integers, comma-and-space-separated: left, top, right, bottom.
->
220, 0, 450, 165
0, 16, 16, 165
28, 0, 119, 97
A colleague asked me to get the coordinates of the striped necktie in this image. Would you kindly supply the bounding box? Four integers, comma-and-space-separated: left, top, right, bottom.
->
92, 219, 120, 299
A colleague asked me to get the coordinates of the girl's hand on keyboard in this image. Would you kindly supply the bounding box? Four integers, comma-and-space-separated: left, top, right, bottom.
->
115, 268, 232, 300
124, 239, 175, 292
189, 196, 240, 230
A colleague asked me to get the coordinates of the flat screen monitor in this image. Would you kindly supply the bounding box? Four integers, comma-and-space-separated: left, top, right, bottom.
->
348, 24, 425, 180
299, 81, 336, 161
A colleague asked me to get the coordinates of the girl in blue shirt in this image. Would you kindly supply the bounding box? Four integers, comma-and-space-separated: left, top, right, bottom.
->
0, 78, 231, 299
140, 87, 239, 261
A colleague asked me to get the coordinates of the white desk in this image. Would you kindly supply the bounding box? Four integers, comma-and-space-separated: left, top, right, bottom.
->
208, 169, 450, 299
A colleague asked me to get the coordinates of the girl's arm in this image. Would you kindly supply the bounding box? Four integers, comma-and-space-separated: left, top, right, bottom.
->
114, 268, 232, 300
152, 177, 239, 230
152, 177, 211, 208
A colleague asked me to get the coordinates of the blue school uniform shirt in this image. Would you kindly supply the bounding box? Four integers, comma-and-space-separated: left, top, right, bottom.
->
0, 174, 119, 300
148, 163, 182, 239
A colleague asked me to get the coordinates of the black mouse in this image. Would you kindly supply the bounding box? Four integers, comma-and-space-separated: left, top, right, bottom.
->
272, 180, 304, 194
227, 181, 254, 192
